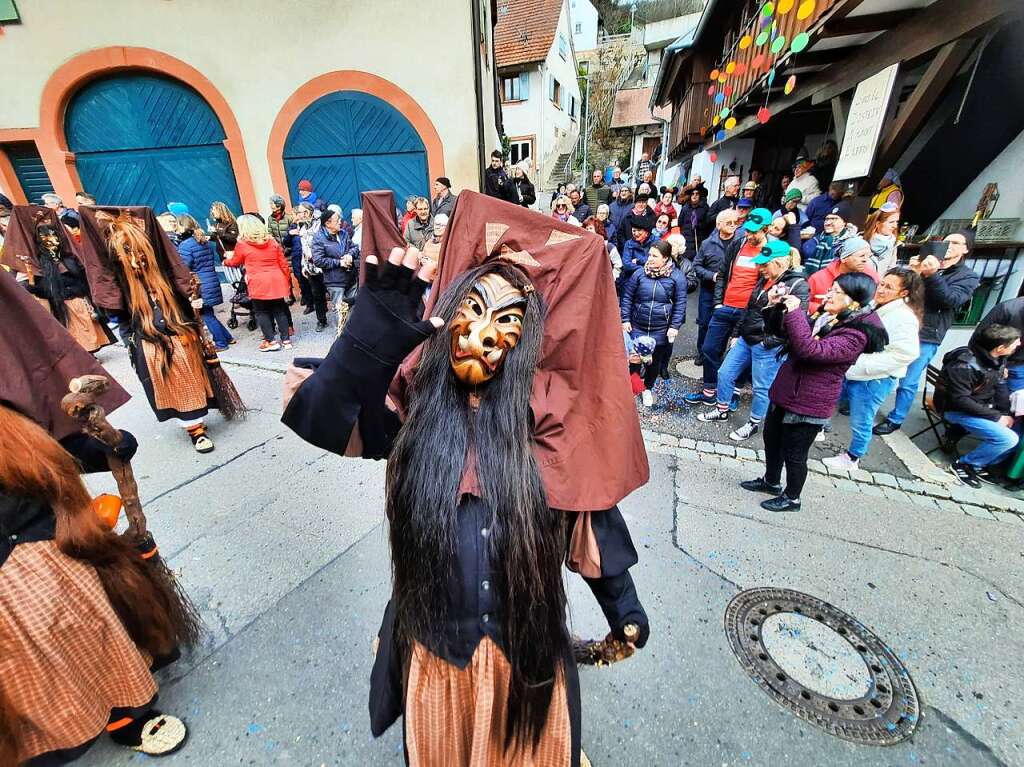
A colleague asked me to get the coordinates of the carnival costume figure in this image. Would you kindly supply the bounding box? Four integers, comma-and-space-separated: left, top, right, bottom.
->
282, 191, 651, 766
0, 205, 115, 353
0, 270, 200, 764
76, 206, 245, 453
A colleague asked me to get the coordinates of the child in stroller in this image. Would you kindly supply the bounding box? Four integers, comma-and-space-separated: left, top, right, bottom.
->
223, 264, 258, 332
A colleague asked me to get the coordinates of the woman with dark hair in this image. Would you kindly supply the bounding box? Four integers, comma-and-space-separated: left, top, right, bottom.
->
743, 272, 888, 511
208, 201, 238, 258
825, 268, 923, 470
283, 191, 650, 767
620, 239, 687, 406
510, 164, 536, 208
583, 215, 622, 280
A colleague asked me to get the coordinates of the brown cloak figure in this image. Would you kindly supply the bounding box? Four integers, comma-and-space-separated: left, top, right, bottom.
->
0, 270, 199, 763
76, 206, 237, 452
1, 204, 116, 352
284, 190, 650, 766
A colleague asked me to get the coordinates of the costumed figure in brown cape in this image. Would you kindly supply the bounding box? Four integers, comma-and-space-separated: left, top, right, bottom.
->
0, 270, 201, 765
282, 190, 651, 766
76, 206, 246, 454
0, 205, 116, 353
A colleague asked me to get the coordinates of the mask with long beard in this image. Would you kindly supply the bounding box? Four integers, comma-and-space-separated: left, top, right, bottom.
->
448, 273, 526, 386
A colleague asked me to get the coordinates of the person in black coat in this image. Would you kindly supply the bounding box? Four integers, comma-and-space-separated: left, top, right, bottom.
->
483, 150, 513, 202
705, 176, 740, 229
177, 218, 233, 350
691, 210, 740, 365
974, 295, 1024, 393
936, 324, 1021, 487
677, 188, 711, 262
509, 165, 536, 208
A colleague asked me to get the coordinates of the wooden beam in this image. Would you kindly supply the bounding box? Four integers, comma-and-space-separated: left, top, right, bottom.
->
790, 48, 852, 68
873, 37, 976, 173
812, 0, 1019, 104
822, 11, 915, 38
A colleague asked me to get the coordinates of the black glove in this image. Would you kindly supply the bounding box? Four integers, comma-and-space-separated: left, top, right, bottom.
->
282, 253, 439, 459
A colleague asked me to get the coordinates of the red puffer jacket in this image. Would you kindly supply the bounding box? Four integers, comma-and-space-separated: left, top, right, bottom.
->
223, 239, 291, 300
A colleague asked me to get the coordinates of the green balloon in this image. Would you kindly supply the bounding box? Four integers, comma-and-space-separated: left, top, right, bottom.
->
771, 35, 786, 54
756, 29, 770, 46
791, 32, 810, 53
763, 1, 775, 16
720, 108, 730, 119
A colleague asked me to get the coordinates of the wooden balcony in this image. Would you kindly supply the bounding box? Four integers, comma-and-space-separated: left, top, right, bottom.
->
669, 80, 714, 157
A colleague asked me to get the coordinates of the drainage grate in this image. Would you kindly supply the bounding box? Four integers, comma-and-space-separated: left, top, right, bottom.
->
725, 588, 920, 745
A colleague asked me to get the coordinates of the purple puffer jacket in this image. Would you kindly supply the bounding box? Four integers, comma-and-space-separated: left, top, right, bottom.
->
769, 309, 882, 418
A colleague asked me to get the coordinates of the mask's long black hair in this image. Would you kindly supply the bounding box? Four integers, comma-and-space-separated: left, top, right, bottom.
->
386, 260, 569, 750
36, 224, 69, 325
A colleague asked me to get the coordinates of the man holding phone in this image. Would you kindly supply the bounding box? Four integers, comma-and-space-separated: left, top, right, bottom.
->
874, 230, 980, 435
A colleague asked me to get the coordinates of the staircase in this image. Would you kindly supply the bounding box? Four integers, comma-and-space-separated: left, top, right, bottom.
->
545, 151, 575, 190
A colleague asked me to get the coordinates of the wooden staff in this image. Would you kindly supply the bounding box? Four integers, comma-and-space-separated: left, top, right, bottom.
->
61, 374, 147, 538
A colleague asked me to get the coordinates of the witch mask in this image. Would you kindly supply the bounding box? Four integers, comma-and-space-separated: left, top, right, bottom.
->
449, 272, 527, 386
35, 223, 60, 254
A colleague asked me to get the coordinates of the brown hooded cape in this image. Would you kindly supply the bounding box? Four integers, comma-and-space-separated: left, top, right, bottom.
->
381, 189, 648, 512
0, 205, 80, 277
0, 269, 130, 440
75, 206, 193, 312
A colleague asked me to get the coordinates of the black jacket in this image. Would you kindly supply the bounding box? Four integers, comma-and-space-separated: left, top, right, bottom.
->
692, 230, 733, 290
678, 201, 711, 259
484, 166, 513, 202
509, 176, 536, 207
735, 268, 810, 348
974, 296, 1024, 366
920, 261, 980, 344
706, 195, 738, 229
712, 236, 747, 305
933, 342, 1009, 421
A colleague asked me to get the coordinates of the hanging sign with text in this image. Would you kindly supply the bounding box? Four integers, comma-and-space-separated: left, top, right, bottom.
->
833, 63, 900, 182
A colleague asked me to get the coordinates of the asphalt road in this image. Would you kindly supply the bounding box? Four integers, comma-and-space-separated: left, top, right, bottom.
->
73, 316, 1022, 767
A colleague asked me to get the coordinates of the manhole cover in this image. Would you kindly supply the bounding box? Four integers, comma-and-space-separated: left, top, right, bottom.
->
725, 588, 920, 745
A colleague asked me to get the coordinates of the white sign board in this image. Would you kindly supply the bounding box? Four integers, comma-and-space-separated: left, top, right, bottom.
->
833, 63, 900, 182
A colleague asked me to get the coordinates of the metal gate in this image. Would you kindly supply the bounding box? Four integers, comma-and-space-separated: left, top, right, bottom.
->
283, 91, 428, 214
65, 73, 242, 219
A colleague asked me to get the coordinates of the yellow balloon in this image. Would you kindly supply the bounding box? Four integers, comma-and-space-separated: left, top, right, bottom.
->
726, 61, 736, 74
797, 0, 815, 20
778, 0, 795, 13
739, 35, 753, 50
725, 116, 737, 130
713, 115, 721, 126
718, 73, 728, 83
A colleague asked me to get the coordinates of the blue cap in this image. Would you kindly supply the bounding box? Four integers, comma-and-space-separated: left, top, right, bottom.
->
167, 201, 189, 217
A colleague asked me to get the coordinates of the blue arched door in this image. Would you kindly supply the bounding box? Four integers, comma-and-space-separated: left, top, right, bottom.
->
283, 91, 428, 214
65, 74, 241, 219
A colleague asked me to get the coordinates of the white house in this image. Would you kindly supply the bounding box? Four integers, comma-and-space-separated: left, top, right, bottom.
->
496, 0, 582, 190
569, 0, 600, 53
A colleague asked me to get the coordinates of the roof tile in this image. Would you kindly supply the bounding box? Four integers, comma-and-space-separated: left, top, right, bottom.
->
610, 87, 670, 129
495, 0, 564, 69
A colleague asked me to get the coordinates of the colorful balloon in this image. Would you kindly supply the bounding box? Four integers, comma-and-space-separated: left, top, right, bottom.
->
709, 151, 718, 163
755, 29, 769, 46
757, 107, 771, 124
714, 91, 725, 104
784, 74, 797, 95
791, 31, 810, 53
726, 61, 736, 74
724, 85, 734, 97
718, 73, 728, 83
719, 107, 731, 119
710, 69, 720, 80
778, 0, 795, 13
739, 34, 753, 50
767, 68, 777, 86
725, 116, 737, 130
763, 1, 775, 16
713, 115, 721, 126
707, 85, 716, 96
734, 62, 747, 76
716, 129, 726, 141
771, 35, 787, 54
797, 0, 815, 20
752, 54, 764, 68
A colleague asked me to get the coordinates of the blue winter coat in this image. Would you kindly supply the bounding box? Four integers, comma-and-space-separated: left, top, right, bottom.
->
312, 227, 358, 289
177, 236, 223, 307
620, 268, 687, 345
618, 237, 650, 289
805, 192, 837, 237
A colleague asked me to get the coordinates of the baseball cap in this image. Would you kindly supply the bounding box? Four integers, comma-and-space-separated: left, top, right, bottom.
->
737, 197, 754, 209
167, 201, 189, 217
743, 207, 772, 232
752, 239, 792, 264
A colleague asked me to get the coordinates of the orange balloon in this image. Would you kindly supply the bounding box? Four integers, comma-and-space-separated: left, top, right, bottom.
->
718, 73, 728, 83
734, 62, 747, 76
92, 493, 122, 530
739, 35, 753, 50
710, 69, 720, 80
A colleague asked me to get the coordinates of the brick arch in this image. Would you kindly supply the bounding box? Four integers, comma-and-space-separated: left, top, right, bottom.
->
37, 46, 257, 210
267, 70, 445, 207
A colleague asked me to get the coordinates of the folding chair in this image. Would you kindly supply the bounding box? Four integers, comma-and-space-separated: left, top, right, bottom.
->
907, 364, 963, 456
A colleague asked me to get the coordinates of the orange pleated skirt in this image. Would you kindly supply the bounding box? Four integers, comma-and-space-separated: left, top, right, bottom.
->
405, 637, 571, 766
0, 541, 158, 763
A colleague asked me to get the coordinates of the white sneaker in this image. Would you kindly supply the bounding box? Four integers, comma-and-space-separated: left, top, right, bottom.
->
697, 409, 729, 422
641, 390, 655, 407
729, 421, 759, 441
823, 453, 859, 470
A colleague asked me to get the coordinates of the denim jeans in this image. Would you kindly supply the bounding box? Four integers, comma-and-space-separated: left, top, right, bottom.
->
1008, 365, 1024, 394
695, 286, 716, 363
944, 410, 1019, 469
700, 305, 744, 387
200, 305, 233, 348
716, 338, 786, 421
887, 341, 940, 425
846, 377, 898, 458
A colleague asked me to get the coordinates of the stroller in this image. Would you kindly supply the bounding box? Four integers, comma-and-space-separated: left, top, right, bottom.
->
223, 264, 258, 331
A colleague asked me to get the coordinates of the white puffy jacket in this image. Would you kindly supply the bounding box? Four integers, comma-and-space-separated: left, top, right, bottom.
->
846, 298, 920, 381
